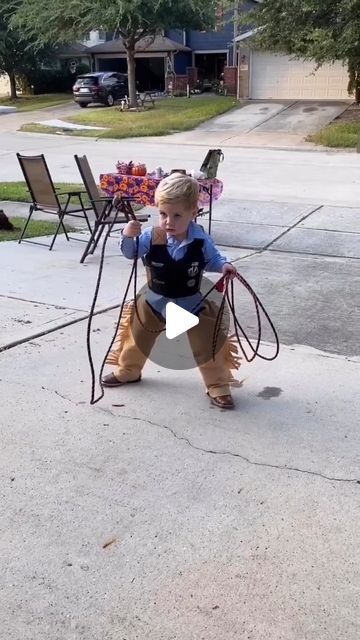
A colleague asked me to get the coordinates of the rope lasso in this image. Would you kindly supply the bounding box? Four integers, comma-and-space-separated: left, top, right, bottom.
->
86, 201, 137, 405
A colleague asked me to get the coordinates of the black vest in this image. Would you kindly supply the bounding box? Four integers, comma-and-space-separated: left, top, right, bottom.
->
144, 230, 205, 298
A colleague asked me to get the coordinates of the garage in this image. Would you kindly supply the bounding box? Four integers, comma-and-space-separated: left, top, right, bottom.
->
88, 35, 191, 94
250, 51, 349, 100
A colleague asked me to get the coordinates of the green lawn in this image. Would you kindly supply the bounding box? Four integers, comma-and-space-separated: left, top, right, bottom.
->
20, 96, 238, 138
0, 93, 72, 112
0, 218, 75, 242
308, 122, 360, 148
0, 181, 142, 210
0, 181, 89, 204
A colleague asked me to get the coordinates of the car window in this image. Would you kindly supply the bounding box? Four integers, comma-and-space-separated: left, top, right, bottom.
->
101, 74, 117, 85
76, 76, 99, 86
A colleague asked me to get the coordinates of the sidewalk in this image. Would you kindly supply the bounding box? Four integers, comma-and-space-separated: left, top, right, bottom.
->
1, 196, 359, 640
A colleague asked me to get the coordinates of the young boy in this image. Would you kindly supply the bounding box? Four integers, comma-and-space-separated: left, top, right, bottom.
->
102, 173, 239, 409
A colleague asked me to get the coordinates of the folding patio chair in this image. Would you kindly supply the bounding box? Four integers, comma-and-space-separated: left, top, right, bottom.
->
16, 153, 93, 250
197, 148, 224, 234
74, 154, 150, 263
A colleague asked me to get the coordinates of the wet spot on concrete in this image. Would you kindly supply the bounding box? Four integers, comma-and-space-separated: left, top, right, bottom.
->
303, 107, 317, 113
257, 386, 283, 400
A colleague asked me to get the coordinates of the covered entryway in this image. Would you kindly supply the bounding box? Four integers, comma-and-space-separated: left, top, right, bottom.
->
194, 52, 227, 85
250, 51, 349, 100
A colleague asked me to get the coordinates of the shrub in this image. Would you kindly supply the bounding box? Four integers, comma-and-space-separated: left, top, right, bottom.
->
27, 62, 90, 94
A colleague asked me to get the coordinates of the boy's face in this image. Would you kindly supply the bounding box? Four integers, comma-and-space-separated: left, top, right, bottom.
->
157, 200, 197, 240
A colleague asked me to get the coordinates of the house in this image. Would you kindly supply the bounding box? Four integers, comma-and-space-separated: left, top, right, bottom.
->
60, 0, 350, 101
82, 3, 258, 94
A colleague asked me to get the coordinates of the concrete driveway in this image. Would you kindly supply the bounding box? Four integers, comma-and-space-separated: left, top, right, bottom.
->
198, 100, 348, 135
255, 101, 349, 134
1, 191, 360, 639
0, 101, 81, 133
164, 100, 350, 148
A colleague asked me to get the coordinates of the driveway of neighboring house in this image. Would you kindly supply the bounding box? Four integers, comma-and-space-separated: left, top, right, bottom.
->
198, 100, 349, 135
197, 101, 289, 133
254, 101, 349, 134
161, 99, 350, 148
0, 101, 80, 133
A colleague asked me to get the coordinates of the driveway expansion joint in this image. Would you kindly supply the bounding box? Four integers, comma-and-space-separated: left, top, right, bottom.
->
261, 205, 324, 251
0, 293, 86, 313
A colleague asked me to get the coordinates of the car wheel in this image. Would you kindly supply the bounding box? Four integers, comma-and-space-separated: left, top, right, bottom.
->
106, 93, 115, 107
79, 103, 88, 108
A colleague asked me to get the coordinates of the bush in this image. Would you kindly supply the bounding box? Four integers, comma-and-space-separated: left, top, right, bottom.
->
27, 62, 90, 94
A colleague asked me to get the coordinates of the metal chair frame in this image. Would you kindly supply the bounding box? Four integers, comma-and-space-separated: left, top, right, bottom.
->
74, 154, 150, 263
16, 153, 93, 250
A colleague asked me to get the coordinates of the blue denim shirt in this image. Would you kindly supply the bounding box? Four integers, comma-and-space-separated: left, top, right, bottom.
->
120, 222, 228, 318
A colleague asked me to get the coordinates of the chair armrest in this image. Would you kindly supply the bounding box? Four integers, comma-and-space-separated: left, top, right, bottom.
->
56, 190, 87, 196
90, 197, 113, 204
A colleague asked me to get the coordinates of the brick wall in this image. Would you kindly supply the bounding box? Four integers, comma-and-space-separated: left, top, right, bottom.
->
165, 74, 188, 93
186, 66, 198, 89
165, 67, 198, 93
223, 66, 237, 95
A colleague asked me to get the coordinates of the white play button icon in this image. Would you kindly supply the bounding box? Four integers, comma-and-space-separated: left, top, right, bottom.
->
165, 302, 199, 340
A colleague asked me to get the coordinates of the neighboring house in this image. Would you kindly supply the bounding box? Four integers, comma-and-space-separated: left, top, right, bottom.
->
86, 35, 191, 92
16, 0, 348, 102
236, 30, 350, 100
81, 3, 259, 94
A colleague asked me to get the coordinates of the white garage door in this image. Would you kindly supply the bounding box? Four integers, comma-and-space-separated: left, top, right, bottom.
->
251, 51, 349, 100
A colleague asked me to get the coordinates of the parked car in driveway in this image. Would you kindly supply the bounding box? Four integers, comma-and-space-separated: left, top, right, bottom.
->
72, 72, 128, 108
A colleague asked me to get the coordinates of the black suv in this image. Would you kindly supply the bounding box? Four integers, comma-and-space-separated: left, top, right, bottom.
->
73, 72, 128, 108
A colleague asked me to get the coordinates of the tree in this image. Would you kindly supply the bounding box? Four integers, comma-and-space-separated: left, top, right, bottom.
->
241, 0, 360, 102
0, 0, 54, 98
13, 0, 217, 107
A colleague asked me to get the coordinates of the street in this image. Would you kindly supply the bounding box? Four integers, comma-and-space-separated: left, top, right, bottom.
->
1, 129, 360, 206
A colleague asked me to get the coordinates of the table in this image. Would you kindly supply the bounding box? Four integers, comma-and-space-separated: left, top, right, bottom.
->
99, 173, 223, 233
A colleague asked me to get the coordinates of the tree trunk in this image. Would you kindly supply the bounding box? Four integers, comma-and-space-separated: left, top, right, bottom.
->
355, 73, 360, 105
9, 72, 17, 100
356, 85, 360, 105
126, 46, 137, 108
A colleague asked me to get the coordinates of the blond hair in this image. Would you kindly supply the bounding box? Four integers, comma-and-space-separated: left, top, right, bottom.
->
155, 173, 199, 210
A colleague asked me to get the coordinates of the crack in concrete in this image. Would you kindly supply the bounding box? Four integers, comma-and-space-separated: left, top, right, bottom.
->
4, 380, 359, 485
115, 413, 360, 485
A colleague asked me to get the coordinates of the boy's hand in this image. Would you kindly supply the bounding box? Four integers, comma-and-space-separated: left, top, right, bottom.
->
123, 220, 142, 238
222, 262, 237, 280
